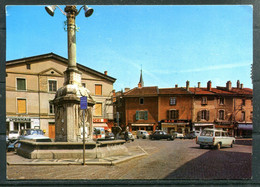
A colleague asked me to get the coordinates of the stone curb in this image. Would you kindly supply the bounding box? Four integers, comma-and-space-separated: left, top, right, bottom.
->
7, 152, 147, 166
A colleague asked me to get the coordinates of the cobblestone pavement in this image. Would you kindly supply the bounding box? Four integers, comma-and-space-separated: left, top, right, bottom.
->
6, 138, 252, 180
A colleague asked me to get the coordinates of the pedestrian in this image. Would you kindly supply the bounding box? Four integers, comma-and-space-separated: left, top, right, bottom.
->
124, 131, 129, 142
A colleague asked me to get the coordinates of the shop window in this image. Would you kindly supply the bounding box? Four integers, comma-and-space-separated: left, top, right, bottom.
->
146, 126, 153, 131
170, 97, 177, 105
136, 111, 148, 120
95, 84, 102, 95
94, 103, 102, 116
17, 78, 26, 91
168, 110, 179, 120
17, 98, 26, 114
201, 97, 207, 105
218, 110, 225, 120
49, 80, 57, 92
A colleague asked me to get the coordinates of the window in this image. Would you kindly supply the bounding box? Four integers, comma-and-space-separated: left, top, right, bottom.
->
170, 97, 177, 105
136, 111, 148, 120
26, 64, 31, 70
95, 84, 102, 95
250, 111, 253, 120
242, 99, 246, 106
241, 111, 245, 121
168, 110, 179, 120
49, 80, 57, 92
139, 98, 144, 105
49, 103, 55, 114
219, 97, 224, 105
17, 78, 26, 91
201, 97, 207, 105
17, 98, 26, 114
94, 103, 102, 116
218, 110, 225, 120
197, 110, 209, 121
82, 83, 86, 88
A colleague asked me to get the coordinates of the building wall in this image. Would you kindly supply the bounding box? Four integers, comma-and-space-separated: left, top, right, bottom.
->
6, 55, 115, 137
125, 96, 158, 125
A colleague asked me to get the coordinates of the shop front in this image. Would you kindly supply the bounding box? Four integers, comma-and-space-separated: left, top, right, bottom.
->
193, 123, 215, 135
130, 123, 155, 135
160, 120, 190, 135
6, 116, 40, 135
215, 123, 234, 136
93, 118, 109, 130
236, 123, 253, 138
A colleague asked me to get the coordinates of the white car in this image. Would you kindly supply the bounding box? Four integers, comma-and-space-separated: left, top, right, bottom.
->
172, 132, 184, 139
136, 130, 150, 139
196, 128, 235, 149
8, 130, 19, 140
19, 129, 52, 142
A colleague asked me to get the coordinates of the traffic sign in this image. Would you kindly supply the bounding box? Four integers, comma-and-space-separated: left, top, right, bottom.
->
80, 96, 88, 109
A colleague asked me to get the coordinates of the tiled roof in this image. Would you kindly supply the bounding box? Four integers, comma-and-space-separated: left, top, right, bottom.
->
189, 88, 215, 95
159, 88, 192, 95
124, 86, 159, 96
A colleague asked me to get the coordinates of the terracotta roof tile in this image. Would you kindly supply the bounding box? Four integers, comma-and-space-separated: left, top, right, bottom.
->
124, 86, 158, 96
159, 88, 192, 95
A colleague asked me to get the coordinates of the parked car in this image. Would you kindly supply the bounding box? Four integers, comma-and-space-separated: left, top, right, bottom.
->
196, 128, 235, 149
120, 131, 135, 142
105, 132, 115, 140
184, 132, 197, 139
172, 132, 184, 139
150, 130, 174, 141
8, 130, 19, 140
136, 130, 150, 139
7, 129, 52, 151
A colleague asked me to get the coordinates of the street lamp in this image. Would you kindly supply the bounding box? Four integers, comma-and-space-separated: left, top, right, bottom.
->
45, 5, 93, 71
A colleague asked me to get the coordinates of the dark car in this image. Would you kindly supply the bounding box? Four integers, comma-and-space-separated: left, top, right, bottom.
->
149, 130, 174, 141
105, 132, 115, 140
184, 132, 197, 139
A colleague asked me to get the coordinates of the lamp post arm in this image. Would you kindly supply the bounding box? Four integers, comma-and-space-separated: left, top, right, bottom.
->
75, 6, 84, 16
57, 5, 67, 16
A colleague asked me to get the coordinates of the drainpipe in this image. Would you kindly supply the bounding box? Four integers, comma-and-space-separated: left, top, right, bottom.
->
38, 74, 41, 129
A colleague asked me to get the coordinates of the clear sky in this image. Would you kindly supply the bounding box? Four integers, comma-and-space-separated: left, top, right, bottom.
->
6, 5, 253, 91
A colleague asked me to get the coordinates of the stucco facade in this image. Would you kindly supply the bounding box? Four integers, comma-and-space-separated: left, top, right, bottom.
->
6, 53, 116, 138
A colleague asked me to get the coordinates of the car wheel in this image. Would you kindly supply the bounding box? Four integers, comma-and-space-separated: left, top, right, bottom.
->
216, 143, 221, 150
230, 141, 234, 148
200, 144, 204, 149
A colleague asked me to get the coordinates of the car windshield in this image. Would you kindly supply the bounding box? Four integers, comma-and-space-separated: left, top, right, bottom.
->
9, 131, 18, 134
23, 130, 44, 135
201, 130, 213, 136
143, 131, 148, 134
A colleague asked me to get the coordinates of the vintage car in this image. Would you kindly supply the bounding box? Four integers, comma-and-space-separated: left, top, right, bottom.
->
149, 130, 174, 141
136, 130, 150, 139
196, 128, 235, 149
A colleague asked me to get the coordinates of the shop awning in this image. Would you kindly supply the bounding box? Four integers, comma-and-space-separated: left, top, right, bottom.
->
93, 123, 108, 129
161, 123, 189, 125
237, 124, 253, 130
194, 123, 214, 126
131, 124, 154, 126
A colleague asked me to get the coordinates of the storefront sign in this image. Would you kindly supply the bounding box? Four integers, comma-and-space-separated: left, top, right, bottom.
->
93, 118, 108, 123
162, 119, 189, 123
7, 117, 31, 122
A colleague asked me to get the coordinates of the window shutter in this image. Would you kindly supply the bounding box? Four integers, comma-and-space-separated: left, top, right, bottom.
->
17, 99, 26, 113
206, 110, 210, 121
136, 111, 139, 120
167, 110, 170, 119
176, 110, 179, 119
197, 111, 201, 121
145, 111, 148, 120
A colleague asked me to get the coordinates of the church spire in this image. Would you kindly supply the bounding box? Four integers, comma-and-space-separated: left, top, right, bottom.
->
138, 66, 144, 88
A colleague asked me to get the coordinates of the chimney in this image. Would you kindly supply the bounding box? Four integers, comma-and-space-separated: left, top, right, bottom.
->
237, 80, 240, 88
124, 88, 130, 92
207, 81, 212, 91
198, 82, 201, 88
186, 81, 190, 91
175, 84, 178, 88
226, 81, 232, 91
104, 71, 108, 75
241, 83, 244, 89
